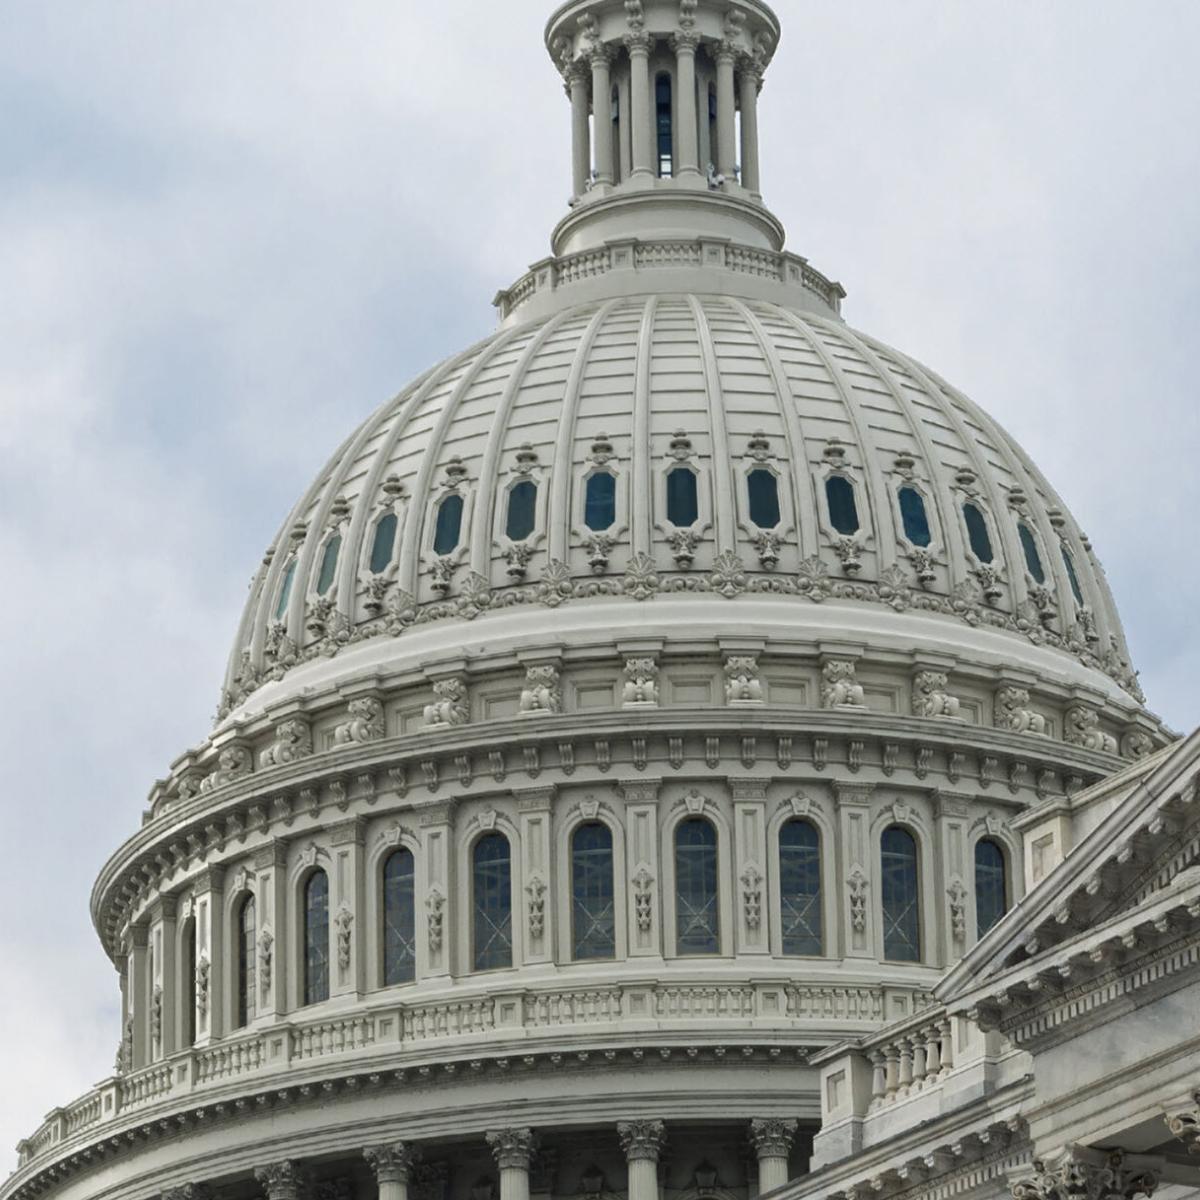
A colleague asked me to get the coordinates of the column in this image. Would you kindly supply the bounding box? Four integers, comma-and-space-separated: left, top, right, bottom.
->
329, 816, 365, 998
487, 1129, 536, 1200
737, 57, 761, 195
715, 42, 737, 180
365, 1143, 420, 1200
626, 33, 654, 179
128, 924, 149, 1070
255, 1162, 305, 1200
618, 1120, 666, 1200
672, 32, 701, 178
590, 46, 614, 186
568, 61, 591, 198
749, 1118, 797, 1194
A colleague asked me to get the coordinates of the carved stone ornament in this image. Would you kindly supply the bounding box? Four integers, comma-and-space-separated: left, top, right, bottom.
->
200, 744, 252, 793
911, 669, 960, 719
1121, 729, 1155, 760
258, 926, 274, 1001
195, 955, 210, 1018
333, 696, 386, 745
725, 654, 764, 704
947, 876, 968, 940
426, 888, 446, 952
150, 984, 163, 1045
486, 1128, 537, 1170
749, 1117, 798, 1158
364, 1143, 421, 1184
424, 676, 470, 727
526, 874, 547, 939
1010, 1147, 1160, 1200
632, 865, 655, 932
582, 531, 617, 574
622, 656, 660, 706
994, 686, 1047, 735
334, 903, 354, 972
833, 534, 863, 576
847, 866, 868, 933
255, 1161, 306, 1200
259, 718, 313, 768
822, 659, 865, 709
741, 863, 763, 930
1164, 1091, 1200, 1154
520, 663, 562, 714
1065, 705, 1119, 754
617, 1119, 667, 1162
667, 527, 701, 569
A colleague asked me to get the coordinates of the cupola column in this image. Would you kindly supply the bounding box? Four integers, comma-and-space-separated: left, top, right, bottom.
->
618, 1120, 667, 1200
590, 46, 615, 186
749, 1118, 798, 1193
738, 58, 762, 196
487, 1128, 537, 1200
671, 32, 701, 178
626, 33, 655, 179
715, 42, 738, 180
568, 62, 592, 198
364, 1142, 420, 1200
254, 1162, 305, 1200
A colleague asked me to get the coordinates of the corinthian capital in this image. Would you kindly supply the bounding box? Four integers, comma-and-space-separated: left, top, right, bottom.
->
623, 30, 652, 55
1164, 1091, 1200, 1155
1010, 1148, 1160, 1200
364, 1143, 420, 1185
162, 1186, 211, 1200
618, 1120, 667, 1162
254, 1162, 305, 1200
750, 1117, 798, 1158
671, 30, 701, 54
486, 1128, 537, 1171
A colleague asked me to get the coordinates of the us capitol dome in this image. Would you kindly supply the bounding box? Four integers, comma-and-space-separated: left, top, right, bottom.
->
10, 5, 1195, 1200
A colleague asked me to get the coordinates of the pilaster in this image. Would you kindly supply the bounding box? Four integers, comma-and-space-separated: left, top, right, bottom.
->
329, 816, 366, 998
731, 779, 769, 955
516, 787, 556, 966
127, 923, 150, 1070
621, 779, 662, 958
836, 784, 874, 959
149, 897, 177, 1058
933, 790, 972, 963
419, 801, 456, 980
191, 865, 225, 1043
254, 840, 289, 1019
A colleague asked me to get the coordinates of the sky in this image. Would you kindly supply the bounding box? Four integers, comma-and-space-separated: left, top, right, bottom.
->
1, 0, 1198, 1175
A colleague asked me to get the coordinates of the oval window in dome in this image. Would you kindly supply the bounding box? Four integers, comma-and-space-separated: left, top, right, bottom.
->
747, 468, 781, 529
274, 558, 296, 620
433, 493, 464, 556
963, 502, 994, 563
666, 466, 699, 527
1018, 522, 1046, 583
369, 513, 398, 575
1062, 545, 1084, 606
316, 534, 341, 595
898, 486, 932, 547
584, 472, 616, 531
505, 480, 537, 542
825, 475, 860, 536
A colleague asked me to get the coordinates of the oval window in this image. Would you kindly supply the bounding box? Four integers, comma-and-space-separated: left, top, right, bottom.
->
825, 476, 859, 536
433, 494, 464, 556
506, 480, 537, 542
1018, 522, 1045, 583
316, 535, 341, 595
963, 502, 994, 563
1062, 546, 1084, 606
666, 467, 699, 527
747, 469, 781, 529
898, 486, 932, 547
584, 472, 616, 531
274, 559, 296, 620
369, 513, 398, 575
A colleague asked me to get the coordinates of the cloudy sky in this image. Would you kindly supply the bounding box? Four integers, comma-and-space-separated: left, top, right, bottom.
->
1, 0, 1198, 1173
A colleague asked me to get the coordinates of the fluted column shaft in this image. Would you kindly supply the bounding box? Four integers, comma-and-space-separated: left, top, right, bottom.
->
590, 48, 614, 185
626, 34, 654, 178
715, 44, 738, 179
618, 1120, 666, 1200
365, 1143, 419, 1200
569, 63, 591, 197
672, 33, 701, 177
488, 1128, 536, 1200
750, 1118, 797, 1194
738, 59, 761, 194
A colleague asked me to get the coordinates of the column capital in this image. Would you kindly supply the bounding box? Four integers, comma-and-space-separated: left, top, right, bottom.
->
749, 1117, 798, 1158
364, 1143, 421, 1185
623, 31, 652, 56
254, 1161, 306, 1200
1164, 1090, 1200, 1154
162, 1186, 211, 1200
1010, 1148, 1160, 1200
618, 1120, 667, 1162
671, 30, 701, 54
588, 42, 616, 68
716, 38, 739, 62
487, 1128, 537, 1170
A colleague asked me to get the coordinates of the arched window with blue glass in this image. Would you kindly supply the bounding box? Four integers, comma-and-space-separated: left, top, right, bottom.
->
303, 870, 330, 1005
316, 534, 341, 595
974, 839, 1008, 938
747, 468, 781, 529
235, 893, 256, 1028
881, 826, 921, 963
1018, 522, 1046, 583
825, 475, 860, 536
382, 848, 416, 986
898, 486, 932, 547
571, 823, 615, 961
584, 471, 616, 531
666, 466, 699, 527
675, 817, 719, 955
473, 832, 513, 971
433, 493, 464, 556
1061, 545, 1085, 607
505, 480, 538, 542
655, 73, 673, 177
779, 820, 822, 956
963, 501, 994, 563
369, 512, 398, 574
274, 558, 296, 620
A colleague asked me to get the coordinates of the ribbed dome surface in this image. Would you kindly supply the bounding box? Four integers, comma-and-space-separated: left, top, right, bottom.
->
220, 294, 1140, 719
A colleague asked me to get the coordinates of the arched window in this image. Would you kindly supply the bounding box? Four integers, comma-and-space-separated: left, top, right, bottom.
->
383, 848, 416, 985
584, 472, 616, 530
369, 512, 398, 574
316, 535, 341, 595
825, 476, 860, 535
433, 493, 464, 556
1062, 545, 1084, 606
236, 894, 256, 1028
274, 559, 296, 620
473, 833, 513, 971
780, 820, 822, 956
1018, 522, 1046, 583
975, 839, 1008, 938
963, 502, 994, 563
666, 467, 698, 526
181, 917, 196, 1046
656, 73, 673, 177
898, 486, 932, 547
303, 870, 330, 1005
506, 480, 537, 541
675, 818, 719, 955
747, 469, 781, 528
881, 827, 920, 963
571, 823, 615, 960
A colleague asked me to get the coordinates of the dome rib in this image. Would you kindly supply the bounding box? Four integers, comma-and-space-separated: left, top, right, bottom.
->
630, 297, 659, 557
687, 296, 736, 552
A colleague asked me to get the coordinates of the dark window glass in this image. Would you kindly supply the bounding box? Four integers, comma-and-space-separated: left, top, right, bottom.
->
747, 469, 781, 528
826, 475, 860, 535
708, 83, 718, 159
975, 840, 1008, 938
881, 827, 920, 963
369, 513, 398, 574
383, 849, 416, 986
433, 493, 464, 556
780, 820, 823, 956
316, 535, 341, 595
666, 467, 699, 526
898, 486, 932, 547
572, 823, 616, 960
656, 73, 673, 177
303, 871, 330, 1005
274, 559, 296, 620
1018, 522, 1045, 583
236, 894, 256, 1028
1062, 546, 1084, 606
181, 918, 196, 1046
506, 480, 537, 541
675, 818, 719, 955
611, 85, 621, 181
473, 833, 513, 971
963, 502, 994, 563
584, 472, 616, 530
